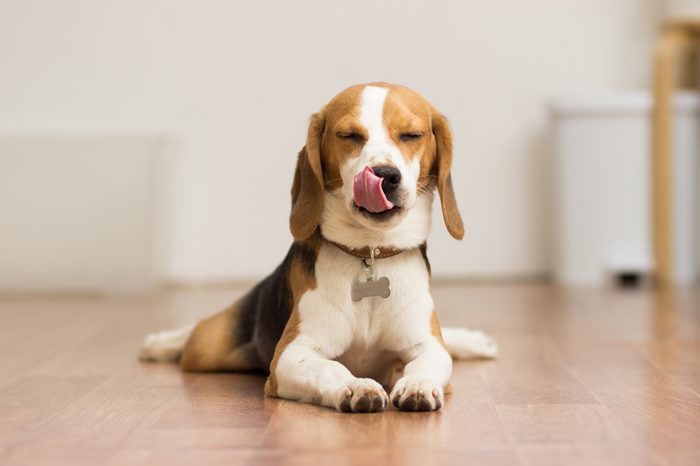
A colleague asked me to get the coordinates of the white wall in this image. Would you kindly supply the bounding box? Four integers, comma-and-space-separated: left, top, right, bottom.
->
0, 134, 164, 292
0, 0, 662, 284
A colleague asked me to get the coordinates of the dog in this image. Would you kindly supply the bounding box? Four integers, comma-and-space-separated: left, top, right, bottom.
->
140, 82, 497, 413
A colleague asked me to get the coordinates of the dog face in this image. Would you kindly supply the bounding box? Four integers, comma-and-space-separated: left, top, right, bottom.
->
290, 83, 463, 244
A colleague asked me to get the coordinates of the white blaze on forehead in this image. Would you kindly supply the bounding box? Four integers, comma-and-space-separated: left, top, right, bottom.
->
357, 85, 410, 174
359, 86, 390, 149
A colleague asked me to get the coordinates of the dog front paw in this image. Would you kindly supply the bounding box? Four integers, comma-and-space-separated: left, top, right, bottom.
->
335, 378, 388, 413
390, 377, 444, 412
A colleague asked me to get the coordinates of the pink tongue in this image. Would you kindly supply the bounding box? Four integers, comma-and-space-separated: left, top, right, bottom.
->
353, 166, 395, 213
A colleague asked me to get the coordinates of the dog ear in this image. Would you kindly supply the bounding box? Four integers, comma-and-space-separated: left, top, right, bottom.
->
432, 112, 464, 240
290, 111, 325, 240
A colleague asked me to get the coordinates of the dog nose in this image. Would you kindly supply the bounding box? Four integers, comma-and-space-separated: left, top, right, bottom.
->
372, 166, 402, 194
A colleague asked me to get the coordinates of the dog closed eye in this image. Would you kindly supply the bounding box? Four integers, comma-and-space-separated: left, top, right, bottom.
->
336, 131, 366, 143
399, 132, 423, 142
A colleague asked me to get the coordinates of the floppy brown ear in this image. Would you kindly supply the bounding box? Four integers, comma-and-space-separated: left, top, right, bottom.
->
290, 112, 325, 240
432, 112, 464, 240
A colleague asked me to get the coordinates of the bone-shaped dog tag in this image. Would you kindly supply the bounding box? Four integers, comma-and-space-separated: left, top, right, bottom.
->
352, 276, 391, 301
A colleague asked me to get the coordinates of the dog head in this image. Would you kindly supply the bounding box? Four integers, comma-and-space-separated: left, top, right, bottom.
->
290, 83, 463, 248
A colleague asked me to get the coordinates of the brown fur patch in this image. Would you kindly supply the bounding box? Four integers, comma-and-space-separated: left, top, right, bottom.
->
431, 112, 464, 240
180, 302, 257, 372
318, 85, 364, 193
382, 84, 432, 163
430, 310, 447, 350
290, 113, 325, 240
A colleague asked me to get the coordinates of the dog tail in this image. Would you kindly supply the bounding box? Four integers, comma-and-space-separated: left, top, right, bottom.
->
441, 327, 498, 360
139, 323, 196, 363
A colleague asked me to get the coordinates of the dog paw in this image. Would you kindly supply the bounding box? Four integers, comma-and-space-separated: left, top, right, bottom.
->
335, 378, 388, 413
139, 331, 178, 362
139, 324, 194, 362
390, 377, 444, 412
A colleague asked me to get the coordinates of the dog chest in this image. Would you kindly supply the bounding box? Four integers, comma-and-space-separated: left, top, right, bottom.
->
295, 244, 434, 358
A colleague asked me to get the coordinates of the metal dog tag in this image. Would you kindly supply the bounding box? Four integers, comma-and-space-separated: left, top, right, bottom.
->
352, 276, 391, 301
351, 248, 391, 301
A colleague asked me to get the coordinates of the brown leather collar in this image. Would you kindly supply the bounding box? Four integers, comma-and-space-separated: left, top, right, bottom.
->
326, 240, 404, 260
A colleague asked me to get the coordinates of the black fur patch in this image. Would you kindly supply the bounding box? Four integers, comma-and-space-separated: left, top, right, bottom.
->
294, 242, 317, 277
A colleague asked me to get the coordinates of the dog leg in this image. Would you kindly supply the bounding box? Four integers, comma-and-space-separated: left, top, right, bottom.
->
178, 303, 262, 372
271, 342, 388, 413
390, 339, 452, 411
441, 327, 498, 359
140, 301, 263, 372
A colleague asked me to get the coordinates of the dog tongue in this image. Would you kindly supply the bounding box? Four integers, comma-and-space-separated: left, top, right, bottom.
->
353, 166, 394, 213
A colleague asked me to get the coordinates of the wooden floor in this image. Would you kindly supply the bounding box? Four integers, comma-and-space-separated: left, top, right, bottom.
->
1, 284, 699, 466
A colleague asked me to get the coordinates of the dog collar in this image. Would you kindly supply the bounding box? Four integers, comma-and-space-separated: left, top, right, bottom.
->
326, 240, 404, 260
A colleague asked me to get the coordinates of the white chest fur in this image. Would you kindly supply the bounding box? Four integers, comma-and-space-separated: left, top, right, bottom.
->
295, 243, 434, 377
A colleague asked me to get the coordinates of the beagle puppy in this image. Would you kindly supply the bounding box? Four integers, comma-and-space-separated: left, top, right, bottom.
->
140, 83, 497, 412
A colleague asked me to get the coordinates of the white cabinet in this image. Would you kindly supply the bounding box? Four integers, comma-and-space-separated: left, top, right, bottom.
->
551, 92, 700, 286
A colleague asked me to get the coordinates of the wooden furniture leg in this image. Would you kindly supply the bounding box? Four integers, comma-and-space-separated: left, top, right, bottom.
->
651, 27, 692, 288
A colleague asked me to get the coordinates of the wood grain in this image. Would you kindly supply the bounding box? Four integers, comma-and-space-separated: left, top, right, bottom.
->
0, 285, 698, 465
